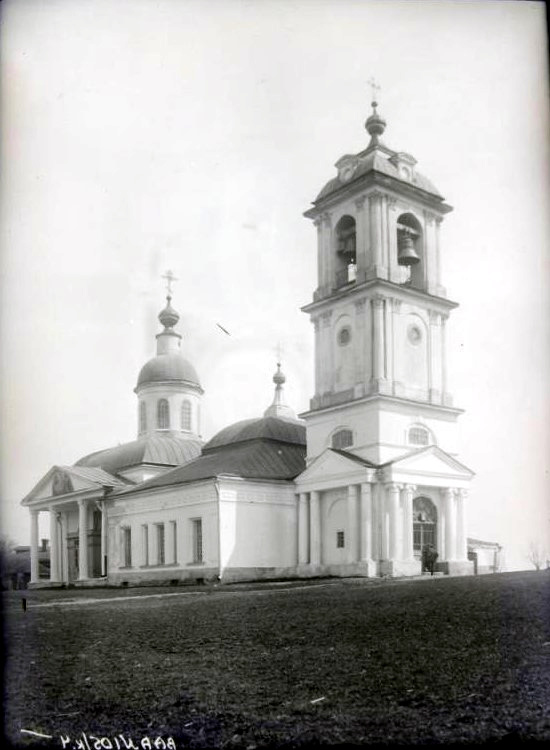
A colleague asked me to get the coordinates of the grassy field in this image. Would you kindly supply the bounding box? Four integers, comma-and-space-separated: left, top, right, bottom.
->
3, 572, 550, 747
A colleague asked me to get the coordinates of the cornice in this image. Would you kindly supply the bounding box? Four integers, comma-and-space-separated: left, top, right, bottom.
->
301, 278, 458, 315
299, 393, 464, 420
304, 171, 452, 220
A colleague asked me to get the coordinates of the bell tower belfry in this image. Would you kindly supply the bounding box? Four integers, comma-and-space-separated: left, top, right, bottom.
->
301, 96, 463, 466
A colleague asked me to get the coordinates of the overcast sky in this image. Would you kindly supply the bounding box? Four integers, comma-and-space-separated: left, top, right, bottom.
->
1, 0, 549, 570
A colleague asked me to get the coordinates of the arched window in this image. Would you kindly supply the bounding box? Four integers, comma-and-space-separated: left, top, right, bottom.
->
181, 400, 191, 431
408, 425, 430, 446
334, 215, 357, 288
157, 399, 170, 429
332, 429, 353, 450
396, 212, 423, 289
139, 401, 147, 434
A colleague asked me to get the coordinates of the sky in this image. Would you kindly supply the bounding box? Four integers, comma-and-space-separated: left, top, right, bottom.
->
1, 0, 549, 571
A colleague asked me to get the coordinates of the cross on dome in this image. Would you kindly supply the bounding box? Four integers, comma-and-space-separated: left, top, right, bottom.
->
367, 76, 381, 107
162, 269, 178, 297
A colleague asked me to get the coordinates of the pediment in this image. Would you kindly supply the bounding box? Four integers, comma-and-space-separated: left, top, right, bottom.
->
295, 449, 375, 492
382, 446, 474, 485
22, 465, 121, 506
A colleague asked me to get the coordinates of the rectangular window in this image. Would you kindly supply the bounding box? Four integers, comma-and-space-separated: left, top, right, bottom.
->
192, 518, 203, 563
171, 521, 177, 564
157, 523, 165, 565
336, 530, 345, 548
122, 527, 132, 567
142, 525, 149, 566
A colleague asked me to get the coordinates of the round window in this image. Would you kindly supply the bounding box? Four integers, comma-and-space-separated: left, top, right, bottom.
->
407, 325, 422, 345
338, 327, 351, 346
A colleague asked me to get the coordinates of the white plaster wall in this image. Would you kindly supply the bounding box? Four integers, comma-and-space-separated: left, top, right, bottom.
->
306, 396, 460, 464
107, 482, 218, 573
322, 489, 348, 565
136, 383, 202, 438
218, 480, 297, 570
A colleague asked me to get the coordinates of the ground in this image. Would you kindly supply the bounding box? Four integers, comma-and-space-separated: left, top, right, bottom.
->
3, 572, 550, 748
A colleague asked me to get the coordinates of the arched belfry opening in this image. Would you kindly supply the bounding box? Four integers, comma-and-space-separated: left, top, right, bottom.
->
335, 215, 357, 288
413, 496, 438, 560
397, 212, 424, 290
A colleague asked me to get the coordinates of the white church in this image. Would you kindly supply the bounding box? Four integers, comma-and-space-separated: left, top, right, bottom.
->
22, 99, 485, 586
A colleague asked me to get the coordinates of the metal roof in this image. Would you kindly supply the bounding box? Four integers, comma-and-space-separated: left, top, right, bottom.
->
136, 353, 201, 389
315, 149, 443, 204
203, 416, 306, 452
65, 465, 127, 487
119, 440, 307, 492
76, 435, 202, 474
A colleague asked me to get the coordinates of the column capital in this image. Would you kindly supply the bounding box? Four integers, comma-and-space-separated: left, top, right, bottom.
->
355, 195, 367, 210
371, 294, 385, 308
401, 484, 417, 496
78, 497, 89, 508
354, 297, 367, 312
321, 212, 332, 227
386, 482, 402, 494
429, 310, 442, 325
387, 196, 398, 211
30, 508, 40, 517
441, 487, 456, 501
457, 488, 469, 500
313, 216, 323, 228
369, 189, 384, 202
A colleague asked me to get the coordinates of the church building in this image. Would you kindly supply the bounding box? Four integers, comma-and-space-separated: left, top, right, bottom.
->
22, 98, 475, 585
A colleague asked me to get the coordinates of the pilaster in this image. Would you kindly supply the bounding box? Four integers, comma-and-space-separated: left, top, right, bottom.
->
347, 485, 360, 564
49, 508, 60, 583
298, 493, 309, 564
401, 484, 416, 560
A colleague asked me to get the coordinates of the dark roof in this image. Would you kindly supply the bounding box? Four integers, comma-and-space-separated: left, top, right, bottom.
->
76, 435, 202, 474
315, 149, 443, 204
120, 440, 307, 492
137, 353, 201, 389
330, 448, 377, 467
203, 416, 306, 452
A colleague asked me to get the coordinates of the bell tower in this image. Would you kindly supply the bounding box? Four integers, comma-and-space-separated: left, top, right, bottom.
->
301, 94, 463, 465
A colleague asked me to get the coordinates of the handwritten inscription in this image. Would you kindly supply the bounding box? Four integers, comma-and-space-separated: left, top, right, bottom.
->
59, 733, 176, 750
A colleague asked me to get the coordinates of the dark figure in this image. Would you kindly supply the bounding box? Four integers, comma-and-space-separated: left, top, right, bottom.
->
422, 544, 438, 576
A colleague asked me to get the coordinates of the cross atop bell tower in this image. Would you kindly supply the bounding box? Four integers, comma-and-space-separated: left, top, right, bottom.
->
300, 98, 464, 465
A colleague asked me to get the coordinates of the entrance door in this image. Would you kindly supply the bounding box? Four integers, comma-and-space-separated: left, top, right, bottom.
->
67, 536, 79, 581
413, 496, 438, 566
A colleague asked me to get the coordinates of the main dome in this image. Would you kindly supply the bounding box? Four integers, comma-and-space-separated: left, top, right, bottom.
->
137, 353, 201, 389
203, 415, 305, 453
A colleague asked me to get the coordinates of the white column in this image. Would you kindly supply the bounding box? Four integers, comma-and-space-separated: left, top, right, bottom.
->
387, 483, 401, 560
298, 493, 309, 564
30, 510, 39, 583
310, 491, 321, 565
354, 195, 368, 282
401, 484, 416, 560
429, 312, 442, 402
360, 483, 373, 561
369, 191, 383, 274
100, 502, 107, 576
372, 296, 385, 385
61, 512, 69, 583
443, 488, 456, 561
78, 499, 89, 580
455, 489, 468, 561
347, 485, 359, 564
49, 508, 60, 582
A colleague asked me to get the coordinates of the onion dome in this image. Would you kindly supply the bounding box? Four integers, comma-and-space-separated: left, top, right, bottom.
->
158, 295, 180, 329
263, 362, 297, 420
365, 100, 386, 147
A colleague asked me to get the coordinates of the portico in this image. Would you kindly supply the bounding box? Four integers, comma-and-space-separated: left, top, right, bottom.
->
22, 466, 122, 586
295, 445, 474, 578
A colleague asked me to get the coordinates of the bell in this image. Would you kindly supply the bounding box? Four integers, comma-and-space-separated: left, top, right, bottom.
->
397, 233, 420, 266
